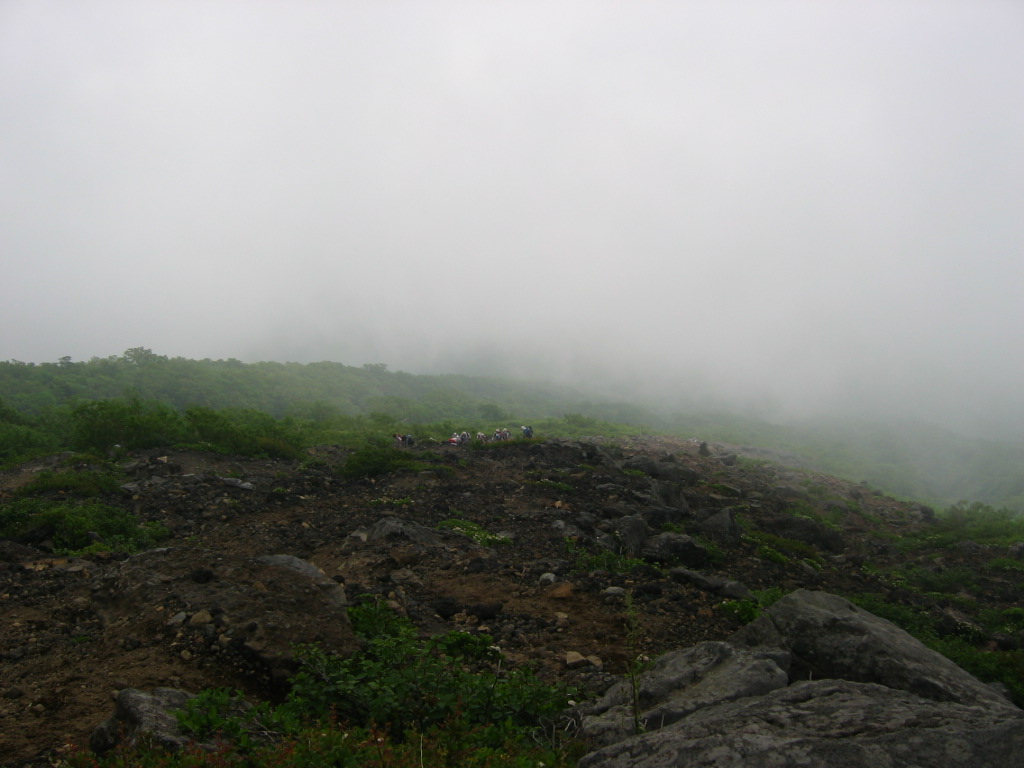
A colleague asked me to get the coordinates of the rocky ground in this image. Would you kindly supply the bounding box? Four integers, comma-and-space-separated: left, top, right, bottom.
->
1, 435, 1020, 766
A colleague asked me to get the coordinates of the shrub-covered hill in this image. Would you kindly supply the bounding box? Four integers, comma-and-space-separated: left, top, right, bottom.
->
4, 349, 1024, 511
2, 435, 1023, 766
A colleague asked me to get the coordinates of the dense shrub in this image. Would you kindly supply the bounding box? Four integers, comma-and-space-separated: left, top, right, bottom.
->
338, 444, 418, 480
0, 498, 166, 554
69, 397, 187, 453
184, 407, 304, 459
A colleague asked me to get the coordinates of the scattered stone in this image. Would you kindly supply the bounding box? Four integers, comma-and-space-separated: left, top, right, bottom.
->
565, 651, 589, 669
547, 582, 575, 599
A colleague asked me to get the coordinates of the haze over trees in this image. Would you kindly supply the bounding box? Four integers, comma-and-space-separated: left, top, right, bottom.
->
2, 349, 1023, 512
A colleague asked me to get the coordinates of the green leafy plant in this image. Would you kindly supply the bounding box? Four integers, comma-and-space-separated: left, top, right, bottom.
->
719, 587, 786, 624
174, 688, 261, 748
623, 591, 649, 735
438, 518, 510, 547
986, 557, 1024, 574
757, 545, 790, 565
69, 396, 188, 453
282, 597, 573, 738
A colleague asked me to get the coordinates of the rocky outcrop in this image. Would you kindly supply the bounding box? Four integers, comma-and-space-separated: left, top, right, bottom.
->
580, 679, 1024, 768
580, 642, 790, 748
578, 589, 1024, 767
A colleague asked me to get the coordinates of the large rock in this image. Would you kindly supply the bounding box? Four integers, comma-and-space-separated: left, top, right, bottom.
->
578, 590, 1024, 767
579, 679, 1024, 768
732, 589, 1015, 711
691, 507, 743, 547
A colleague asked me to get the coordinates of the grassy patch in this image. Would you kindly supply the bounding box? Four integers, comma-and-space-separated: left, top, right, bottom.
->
719, 587, 786, 624
564, 537, 649, 574
15, 469, 123, 498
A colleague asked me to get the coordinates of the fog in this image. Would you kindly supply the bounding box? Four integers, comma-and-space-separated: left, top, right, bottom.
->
2, 1, 1023, 438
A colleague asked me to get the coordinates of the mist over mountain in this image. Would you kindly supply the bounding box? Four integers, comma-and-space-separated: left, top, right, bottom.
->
3, 2, 1022, 442
2, 350, 1023, 512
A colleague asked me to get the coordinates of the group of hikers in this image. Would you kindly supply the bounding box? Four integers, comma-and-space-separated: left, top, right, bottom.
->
448, 425, 535, 445
393, 425, 534, 448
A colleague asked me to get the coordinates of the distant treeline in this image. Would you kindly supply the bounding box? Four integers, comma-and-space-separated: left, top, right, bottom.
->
0, 348, 651, 425
2, 349, 1023, 511
0, 349, 649, 463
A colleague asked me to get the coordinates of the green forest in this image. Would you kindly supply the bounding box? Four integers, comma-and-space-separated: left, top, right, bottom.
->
2, 348, 1023, 512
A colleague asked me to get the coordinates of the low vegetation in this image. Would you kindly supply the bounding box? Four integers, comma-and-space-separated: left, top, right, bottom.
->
63, 598, 580, 767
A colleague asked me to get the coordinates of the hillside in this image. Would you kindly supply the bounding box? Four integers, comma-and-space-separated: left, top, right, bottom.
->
4, 351, 1024, 511
2, 435, 1023, 765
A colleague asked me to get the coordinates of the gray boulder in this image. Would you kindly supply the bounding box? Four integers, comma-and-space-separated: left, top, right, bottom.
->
641, 532, 708, 566
366, 516, 442, 545
90, 688, 194, 754
579, 679, 1024, 768
580, 641, 790, 748
732, 589, 1015, 711
578, 590, 1024, 767
612, 515, 651, 558
691, 507, 743, 547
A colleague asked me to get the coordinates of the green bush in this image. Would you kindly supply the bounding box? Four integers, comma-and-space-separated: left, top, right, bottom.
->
0, 421, 58, 464
985, 557, 1024, 574
66, 597, 581, 766
184, 407, 304, 459
338, 444, 417, 480
0, 498, 166, 554
757, 545, 790, 565
900, 502, 1024, 551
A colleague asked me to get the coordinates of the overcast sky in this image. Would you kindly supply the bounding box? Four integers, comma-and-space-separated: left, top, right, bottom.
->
2, 1, 1022, 436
